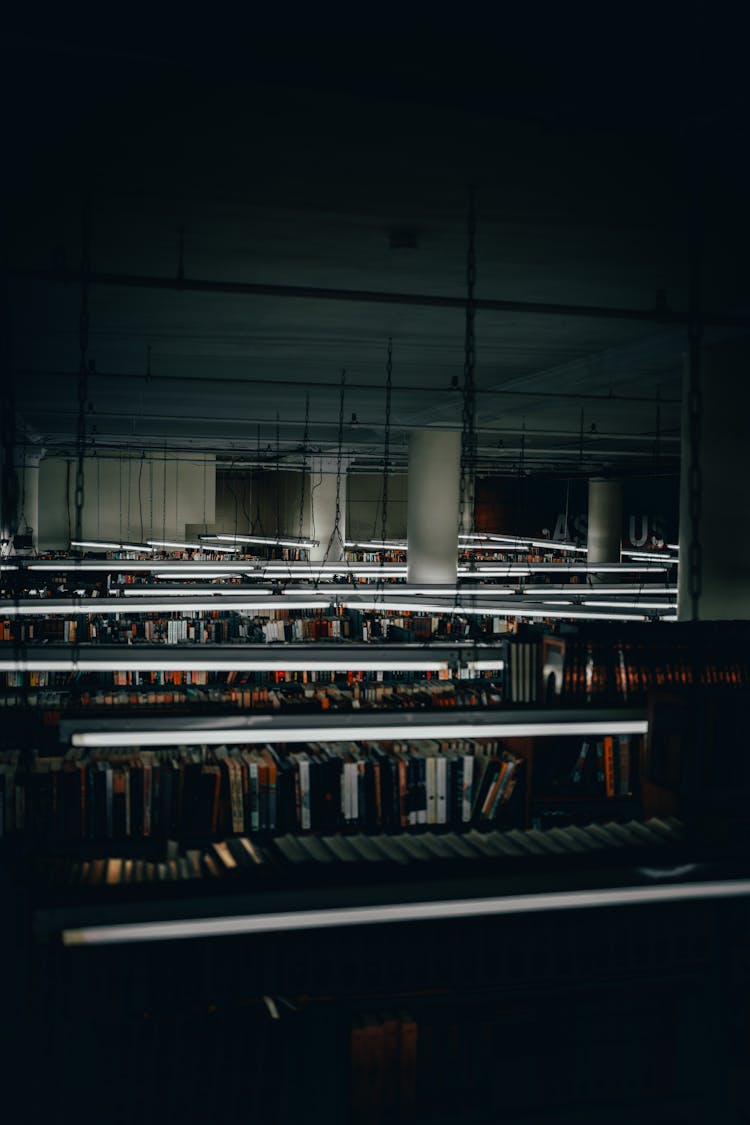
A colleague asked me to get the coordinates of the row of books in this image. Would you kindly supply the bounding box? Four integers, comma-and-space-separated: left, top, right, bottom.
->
0, 610, 508, 646
33, 817, 686, 890
543, 632, 750, 702
351, 1010, 417, 1124
10, 739, 526, 841
0, 680, 504, 711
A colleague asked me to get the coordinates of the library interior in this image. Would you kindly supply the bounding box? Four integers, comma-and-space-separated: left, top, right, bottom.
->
4, 19, 750, 1125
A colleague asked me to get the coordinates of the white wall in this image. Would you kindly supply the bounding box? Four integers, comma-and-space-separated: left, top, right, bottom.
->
38, 453, 215, 549
213, 467, 408, 545
346, 472, 407, 540
215, 470, 308, 538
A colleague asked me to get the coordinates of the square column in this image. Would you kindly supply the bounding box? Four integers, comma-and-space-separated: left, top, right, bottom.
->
407, 430, 461, 584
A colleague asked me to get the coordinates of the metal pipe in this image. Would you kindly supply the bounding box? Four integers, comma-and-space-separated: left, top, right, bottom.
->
12, 267, 749, 327
15, 367, 682, 405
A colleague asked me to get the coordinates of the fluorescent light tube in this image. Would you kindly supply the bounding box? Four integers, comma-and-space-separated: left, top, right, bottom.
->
146, 539, 241, 552
61, 878, 750, 946
70, 540, 155, 552
204, 533, 320, 549
0, 654, 453, 673
470, 534, 588, 554
70, 717, 649, 749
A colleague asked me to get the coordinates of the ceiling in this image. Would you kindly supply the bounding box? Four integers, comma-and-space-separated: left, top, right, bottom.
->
5, 17, 750, 480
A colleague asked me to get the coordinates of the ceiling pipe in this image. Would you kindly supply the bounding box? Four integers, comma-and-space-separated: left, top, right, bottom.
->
14, 368, 681, 405
11, 267, 749, 328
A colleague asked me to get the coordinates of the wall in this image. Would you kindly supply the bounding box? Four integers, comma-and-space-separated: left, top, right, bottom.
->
214, 469, 409, 543
38, 453, 215, 550
346, 472, 407, 540
476, 475, 679, 547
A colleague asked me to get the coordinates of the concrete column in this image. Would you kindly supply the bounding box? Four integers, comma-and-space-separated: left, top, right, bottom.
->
459, 470, 476, 535
407, 430, 461, 584
14, 448, 43, 550
309, 457, 348, 562
678, 337, 750, 620
587, 478, 622, 565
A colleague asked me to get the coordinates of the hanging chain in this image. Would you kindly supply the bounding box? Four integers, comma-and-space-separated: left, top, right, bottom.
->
687, 273, 703, 621
687, 115, 703, 620
74, 200, 91, 549
324, 370, 346, 562
162, 442, 167, 542
149, 457, 154, 540
380, 338, 393, 551
252, 425, 262, 534
275, 413, 281, 539
202, 456, 207, 534
298, 393, 310, 541
459, 188, 477, 540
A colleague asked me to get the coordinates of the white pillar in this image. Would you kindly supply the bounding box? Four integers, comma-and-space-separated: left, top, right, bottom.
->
309, 457, 348, 562
459, 470, 476, 535
407, 430, 461, 584
587, 478, 622, 565
678, 337, 750, 620
12, 447, 43, 551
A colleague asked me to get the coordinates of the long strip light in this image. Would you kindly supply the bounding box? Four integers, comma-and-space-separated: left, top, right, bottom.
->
70, 540, 155, 552
521, 584, 677, 595
146, 539, 241, 553
2, 593, 674, 621
203, 533, 319, 549
70, 716, 648, 749
344, 539, 406, 550
463, 534, 588, 554
346, 600, 665, 621
0, 597, 336, 616
120, 585, 273, 596
0, 651, 465, 673
458, 565, 668, 575
263, 564, 409, 575
27, 561, 258, 572
153, 571, 246, 579
61, 879, 750, 946
622, 553, 679, 564
580, 600, 676, 610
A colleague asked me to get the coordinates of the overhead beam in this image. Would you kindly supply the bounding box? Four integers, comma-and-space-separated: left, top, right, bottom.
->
11, 267, 749, 327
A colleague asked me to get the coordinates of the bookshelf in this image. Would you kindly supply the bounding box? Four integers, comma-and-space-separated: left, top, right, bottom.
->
4, 566, 749, 1125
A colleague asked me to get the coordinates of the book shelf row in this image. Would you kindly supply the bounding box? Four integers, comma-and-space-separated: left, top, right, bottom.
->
1, 733, 639, 844
32, 816, 685, 896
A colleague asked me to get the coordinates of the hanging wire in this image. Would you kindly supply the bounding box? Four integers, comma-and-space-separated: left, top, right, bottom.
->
687, 123, 703, 620
174, 456, 179, 540
380, 338, 393, 549
456, 189, 478, 630
322, 370, 347, 567
275, 413, 281, 540
126, 447, 132, 541
251, 426, 263, 535
297, 394, 310, 543
148, 456, 154, 541
118, 452, 123, 546
376, 338, 394, 592
202, 456, 208, 535
138, 453, 145, 543
74, 198, 91, 551
162, 441, 167, 543
458, 187, 477, 542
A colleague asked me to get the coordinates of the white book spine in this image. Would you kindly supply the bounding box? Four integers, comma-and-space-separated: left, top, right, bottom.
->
426, 756, 436, 825
300, 759, 311, 830
462, 755, 474, 822
436, 757, 447, 825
